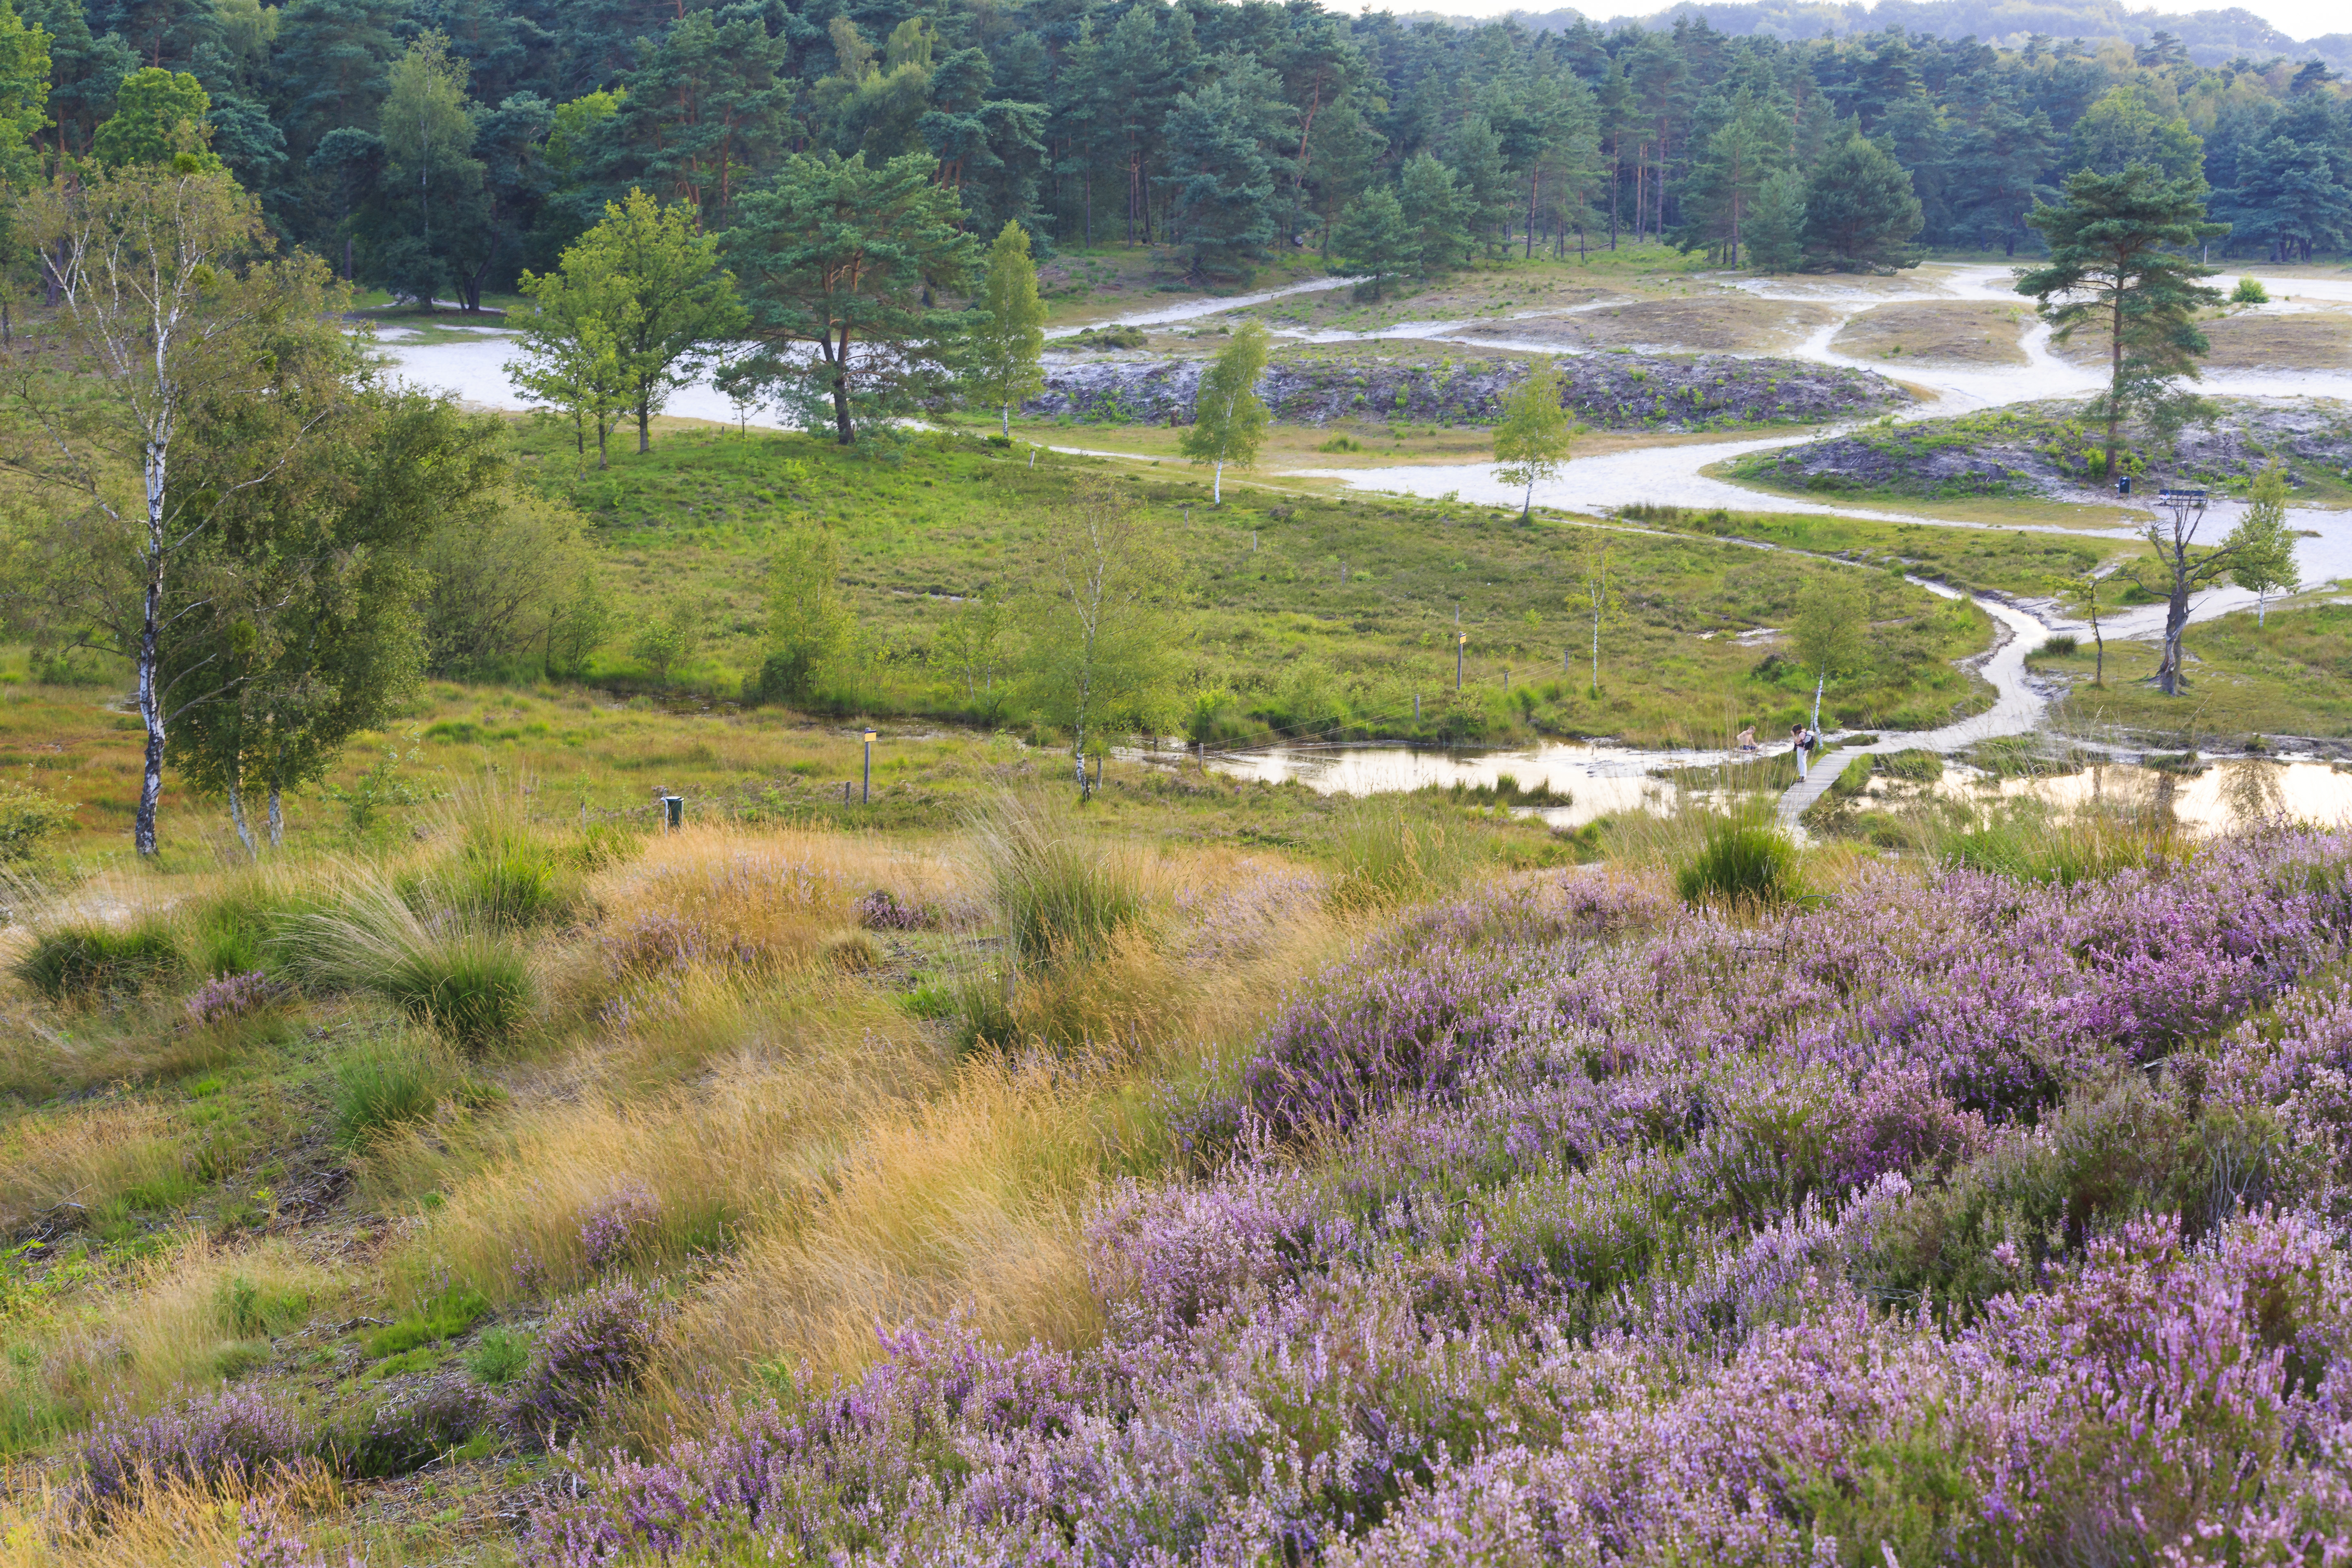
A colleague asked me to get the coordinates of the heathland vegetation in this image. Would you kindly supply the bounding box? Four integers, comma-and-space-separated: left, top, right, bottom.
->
6, 0, 2352, 1562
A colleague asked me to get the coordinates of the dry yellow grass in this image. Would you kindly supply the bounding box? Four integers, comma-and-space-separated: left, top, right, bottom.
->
0, 1100, 186, 1232
2051, 309, 2352, 370
635, 848, 1359, 1428
1454, 295, 1836, 354
652, 1055, 1114, 1399
585, 822, 966, 975
19, 1234, 339, 1427
381, 989, 948, 1304
0, 1468, 346, 1568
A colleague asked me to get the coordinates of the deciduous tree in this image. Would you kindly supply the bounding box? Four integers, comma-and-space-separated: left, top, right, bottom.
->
970, 219, 1045, 437
1492, 359, 1575, 520
2, 168, 349, 856
1019, 478, 1179, 798
506, 258, 631, 468
1791, 577, 1868, 732
521, 188, 741, 456
2226, 466, 2299, 627
1180, 320, 1270, 506
757, 521, 850, 706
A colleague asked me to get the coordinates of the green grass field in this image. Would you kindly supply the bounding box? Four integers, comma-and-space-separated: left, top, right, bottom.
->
2036, 599, 2352, 742
512, 419, 2000, 750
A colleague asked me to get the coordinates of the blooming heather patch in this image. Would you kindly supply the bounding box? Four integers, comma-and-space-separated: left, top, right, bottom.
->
515, 1284, 660, 1436
578, 1183, 661, 1270
81, 1390, 312, 1508
528, 833, 2352, 1564
185, 970, 283, 1025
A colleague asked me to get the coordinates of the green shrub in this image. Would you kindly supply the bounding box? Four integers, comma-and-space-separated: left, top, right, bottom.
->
1676, 817, 1799, 906
443, 831, 578, 928
2231, 276, 2268, 305
568, 821, 640, 872
365, 1287, 490, 1359
218, 1275, 312, 1337
12, 922, 182, 1000
464, 1327, 531, 1386
970, 792, 1147, 965
383, 938, 532, 1052
332, 1036, 456, 1145
0, 782, 74, 863
2031, 634, 2078, 658
1940, 813, 2168, 887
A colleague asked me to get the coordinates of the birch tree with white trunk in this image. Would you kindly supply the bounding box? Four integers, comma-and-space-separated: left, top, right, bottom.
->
1, 167, 348, 856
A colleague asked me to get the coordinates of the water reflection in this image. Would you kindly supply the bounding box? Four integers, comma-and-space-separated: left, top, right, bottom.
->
1204, 742, 1720, 828
1198, 743, 2352, 837
1943, 758, 2352, 835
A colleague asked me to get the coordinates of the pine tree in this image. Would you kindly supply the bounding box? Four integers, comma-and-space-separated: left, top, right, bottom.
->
267, 0, 401, 170
1801, 132, 1923, 271
1180, 321, 1271, 505
2017, 165, 2224, 478
1161, 60, 1294, 285
722, 150, 975, 446
605, 9, 793, 232
1681, 94, 1791, 266
1744, 164, 1808, 273
1331, 186, 1409, 299
971, 219, 1046, 437
1449, 114, 1512, 259
1398, 151, 1468, 280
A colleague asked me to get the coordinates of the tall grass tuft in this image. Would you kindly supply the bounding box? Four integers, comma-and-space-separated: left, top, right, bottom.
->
970, 791, 1147, 965
431, 773, 582, 929
331, 1035, 459, 1146
1675, 812, 1801, 906
1931, 802, 2176, 886
1325, 800, 1475, 912
11, 921, 182, 1000
276, 871, 534, 1053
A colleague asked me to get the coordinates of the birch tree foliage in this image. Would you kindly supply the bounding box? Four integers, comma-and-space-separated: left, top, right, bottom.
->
0, 167, 354, 856
970, 218, 1046, 436
1492, 358, 1575, 519
1018, 479, 1181, 798
2225, 465, 2300, 627
1178, 320, 1270, 506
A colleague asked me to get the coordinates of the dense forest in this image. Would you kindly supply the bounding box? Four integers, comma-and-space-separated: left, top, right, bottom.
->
1519, 2, 2352, 70
4, 0, 2350, 295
